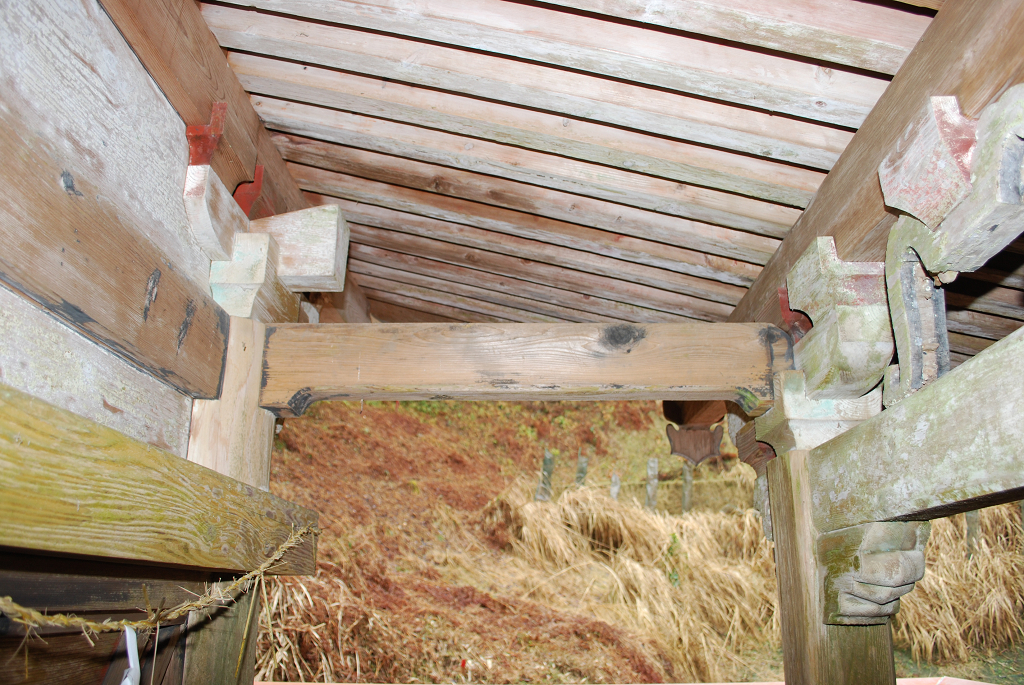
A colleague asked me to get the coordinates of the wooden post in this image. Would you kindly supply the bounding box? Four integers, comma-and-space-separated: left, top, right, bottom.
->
680, 461, 693, 513
575, 449, 588, 486
535, 449, 555, 501
645, 458, 658, 511
964, 510, 980, 560
610, 473, 620, 501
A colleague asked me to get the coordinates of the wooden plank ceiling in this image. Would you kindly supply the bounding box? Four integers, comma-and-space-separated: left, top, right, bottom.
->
203, 0, 1021, 364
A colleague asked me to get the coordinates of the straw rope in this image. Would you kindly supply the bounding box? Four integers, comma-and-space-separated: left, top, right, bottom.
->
0, 524, 318, 643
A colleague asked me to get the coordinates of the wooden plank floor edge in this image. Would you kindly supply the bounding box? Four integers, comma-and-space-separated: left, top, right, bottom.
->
259, 322, 793, 417
0, 382, 318, 575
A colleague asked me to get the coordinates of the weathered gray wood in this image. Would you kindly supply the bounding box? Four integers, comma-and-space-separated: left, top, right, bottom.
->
275, 134, 779, 265
360, 288, 508, 324
809, 325, 1024, 533
645, 458, 658, 510
0, 283, 192, 458
264, 98, 810, 227
235, 53, 845, 170
535, 449, 555, 502
259, 322, 792, 417
208, 0, 887, 127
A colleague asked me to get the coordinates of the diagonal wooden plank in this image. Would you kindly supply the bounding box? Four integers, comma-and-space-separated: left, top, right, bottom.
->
274, 134, 779, 265
290, 163, 761, 290
542, 0, 931, 75
349, 243, 687, 323
231, 51, 848, 170
366, 298, 461, 323
257, 96, 813, 213
341, 216, 732, 321
360, 286, 510, 323
208, 0, 888, 127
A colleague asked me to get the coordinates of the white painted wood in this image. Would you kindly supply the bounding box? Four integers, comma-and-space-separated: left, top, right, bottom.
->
249, 205, 349, 291
183, 164, 250, 261
0, 284, 192, 458
207, 1, 888, 128
0, 0, 211, 290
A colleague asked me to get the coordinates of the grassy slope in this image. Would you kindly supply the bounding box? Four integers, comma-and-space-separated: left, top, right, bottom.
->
260, 400, 1024, 684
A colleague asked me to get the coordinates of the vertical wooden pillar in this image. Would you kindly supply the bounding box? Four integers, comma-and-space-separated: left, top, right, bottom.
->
768, 450, 896, 685
183, 316, 277, 684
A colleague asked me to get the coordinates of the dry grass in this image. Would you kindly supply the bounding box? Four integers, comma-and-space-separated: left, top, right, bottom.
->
894, 504, 1024, 664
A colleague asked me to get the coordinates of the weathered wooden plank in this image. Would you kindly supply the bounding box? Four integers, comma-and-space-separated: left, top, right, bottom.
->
945, 308, 1022, 341
183, 164, 251, 262
350, 263, 606, 324
97, 0, 304, 217
360, 288, 509, 324
209, 233, 301, 325
0, 105, 228, 399
945, 284, 1024, 322
808, 325, 1024, 533
294, 166, 758, 297
732, 0, 1024, 325
262, 97, 810, 224
341, 213, 733, 321
259, 322, 792, 416
543, 0, 929, 75
237, 65, 824, 205
946, 331, 995, 356
208, 0, 887, 127
339, 213, 733, 321
315, 274, 372, 324
0, 382, 317, 574
0, 284, 192, 458
235, 52, 846, 171
275, 134, 778, 265
349, 243, 686, 323
366, 299, 459, 324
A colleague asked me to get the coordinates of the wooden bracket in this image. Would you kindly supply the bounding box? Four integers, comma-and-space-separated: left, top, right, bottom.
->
209, 233, 299, 324
786, 238, 893, 400
233, 163, 265, 216
818, 521, 930, 626
249, 205, 349, 291
185, 102, 227, 167
183, 163, 250, 261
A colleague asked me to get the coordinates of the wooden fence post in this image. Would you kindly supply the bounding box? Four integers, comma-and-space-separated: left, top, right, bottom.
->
645, 458, 658, 510
610, 473, 620, 501
575, 449, 588, 486
680, 461, 693, 513
535, 448, 554, 501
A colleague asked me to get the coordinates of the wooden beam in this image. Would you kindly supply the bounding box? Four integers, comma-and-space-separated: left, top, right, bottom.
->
0, 284, 192, 458
331, 202, 737, 321
250, 204, 349, 291
97, 0, 305, 216
262, 97, 805, 232
540, 0, 930, 74
237, 67, 825, 206
259, 322, 792, 416
234, 52, 847, 171
0, 382, 317, 574
808, 325, 1024, 533
0, 106, 228, 399
315, 273, 372, 324
732, 0, 1024, 325
295, 167, 757, 298
367, 299, 459, 323
349, 243, 687, 323
275, 134, 778, 265
359, 287, 510, 324
207, 0, 887, 128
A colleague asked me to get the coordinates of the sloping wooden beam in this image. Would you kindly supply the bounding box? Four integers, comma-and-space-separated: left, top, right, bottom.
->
541, 0, 930, 75
207, 0, 887, 128
275, 134, 778, 265
261, 98, 807, 230
233, 53, 846, 171
292, 164, 759, 292
365, 299, 460, 323
0, 382, 317, 574
97, 0, 305, 217
808, 325, 1024, 532
259, 322, 792, 416
732, 0, 1024, 325
358, 286, 511, 324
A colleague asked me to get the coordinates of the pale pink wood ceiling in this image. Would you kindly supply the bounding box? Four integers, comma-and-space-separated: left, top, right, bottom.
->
203, 0, 1020, 363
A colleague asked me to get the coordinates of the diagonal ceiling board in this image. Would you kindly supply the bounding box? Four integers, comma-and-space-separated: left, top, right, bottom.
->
208, 0, 888, 127
276, 134, 778, 265
349, 243, 691, 323
364, 298, 463, 323
319, 202, 735, 321
351, 261, 622, 323
230, 52, 827, 195
291, 163, 758, 294
541, 0, 931, 75
360, 285, 513, 323
229, 52, 850, 170
259, 98, 801, 236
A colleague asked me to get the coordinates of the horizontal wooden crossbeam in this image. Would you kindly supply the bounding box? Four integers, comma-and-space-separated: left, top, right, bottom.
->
808, 325, 1024, 533
259, 322, 792, 417
0, 383, 317, 575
